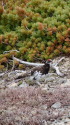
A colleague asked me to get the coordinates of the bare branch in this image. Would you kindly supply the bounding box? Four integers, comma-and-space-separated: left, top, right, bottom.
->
51, 65, 64, 76
50, 57, 65, 76
13, 56, 44, 67
3, 50, 19, 54
55, 57, 65, 66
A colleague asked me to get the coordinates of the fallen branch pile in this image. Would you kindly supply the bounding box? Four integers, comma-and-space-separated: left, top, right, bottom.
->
0, 50, 65, 79
12, 56, 65, 79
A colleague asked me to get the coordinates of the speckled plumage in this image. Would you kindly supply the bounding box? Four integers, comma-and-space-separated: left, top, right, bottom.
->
31, 60, 52, 76
31, 63, 50, 75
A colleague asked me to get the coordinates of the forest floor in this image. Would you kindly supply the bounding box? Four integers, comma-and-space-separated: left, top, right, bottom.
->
0, 56, 70, 125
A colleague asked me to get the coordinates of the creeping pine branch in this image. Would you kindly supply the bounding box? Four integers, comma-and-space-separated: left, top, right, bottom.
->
13, 56, 65, 76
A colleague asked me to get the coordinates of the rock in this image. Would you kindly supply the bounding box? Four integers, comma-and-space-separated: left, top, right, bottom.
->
51, 102, 61, 109
41, 104, 48, 110
0, 73, 5, 77
0, 80, 5, 84
52, 121, 65, 125
61, 79, 70, 87
15, 116, 22, 121
42, 120, 47, 125
64, 118, 70, 123
57, 78, 67, 84
8, 82, 18, 88
51, 118, 70, 125
65, 79, 70, 85
41, 84, 48, 90
8, 70, 26, 79
45, 77, 55, 82
19, 81, 28, 88
31, 109, 37, 115
25, 77, 37, 85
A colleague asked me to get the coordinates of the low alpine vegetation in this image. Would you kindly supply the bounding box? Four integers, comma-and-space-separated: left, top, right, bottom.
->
0, 0, 70, 69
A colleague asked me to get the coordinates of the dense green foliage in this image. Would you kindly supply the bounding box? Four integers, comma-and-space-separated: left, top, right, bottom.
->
0, 0, 70, 69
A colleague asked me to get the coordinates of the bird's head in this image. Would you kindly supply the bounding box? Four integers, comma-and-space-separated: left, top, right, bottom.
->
47, 59, 52, 63
42, 59, 52, 65
44, 59, 52, 65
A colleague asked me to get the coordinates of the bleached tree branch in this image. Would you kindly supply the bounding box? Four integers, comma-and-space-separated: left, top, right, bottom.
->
54, 57, 65, 66
50, 65, 64, 76
13, 56, 44, 67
